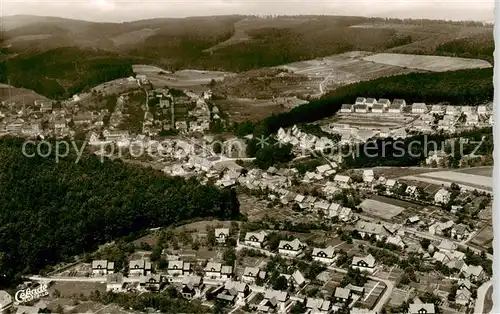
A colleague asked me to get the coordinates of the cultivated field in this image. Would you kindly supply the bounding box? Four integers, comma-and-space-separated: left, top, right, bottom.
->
215, 98, 289, 122
455, 166, 493, 177
147, 69, 236, 88
420, 171, 492, 189
275, 51, 421, 95
132, 64, 171, 74
359, 198, 405, 219
363, 53, 492, 72
470, 225, 493, 248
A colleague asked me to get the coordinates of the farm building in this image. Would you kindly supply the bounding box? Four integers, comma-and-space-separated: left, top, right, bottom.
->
371, 104, 385, 113
341, 104, 354, 113
355, 97, 366, 105
365, 98, 377, 107
430, 105, 443, 114
411, 103, 427, 114
355, 105, 368, 113
378, 98, 391, 108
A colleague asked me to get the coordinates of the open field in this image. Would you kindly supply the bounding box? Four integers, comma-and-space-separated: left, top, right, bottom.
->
147, 69, 236, 88
470, 225, 493, 248
420, 171, 492, 189
49, 282, 106, 297
215, 98, 289, 122
0, 83, 50, 103
370, 195, 422, 211
455, 166, 493, 177
374, 167, 441, 179
275, 51, 422, 95
363, 53, 492, 72
359, 198, 405, 219
132, 64, 171, 74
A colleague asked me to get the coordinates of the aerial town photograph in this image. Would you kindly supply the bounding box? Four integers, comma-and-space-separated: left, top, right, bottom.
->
0, 0, 496, 314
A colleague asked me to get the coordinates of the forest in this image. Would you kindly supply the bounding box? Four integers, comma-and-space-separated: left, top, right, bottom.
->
252, 68, 493, 136
0, 138, 240, 287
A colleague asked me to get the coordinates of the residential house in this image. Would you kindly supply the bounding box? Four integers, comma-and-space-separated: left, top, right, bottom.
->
430, 105, 443, 115
139, 274, 163, 291
466, 113, 479, 126
106, 273, 124, 292
412, 103, 427, 114
355, 105, 368, 113
451, 224, 470, 241
292, 270, 306, 287
388, 103, 403, 114
221, 281, 250, 302
278, 239, 305, 256
244, 231, 268, 248
371, 104, 384, 113
258, 290, 289, 313
312, 246, 336, 264
242, 267, 265, 283
434, 188, 451, 204
386, 235, 405, 248
351, 254, 376, 274
363, 169, 374, 183
339, 207, 353, 222
455, 279, 472, 306
73, 112, 92, 125
409, 303, 436, 314
477, 105, 488, 115
437, 240, 458, 253
221, 266, 233, 280
103, 130, 129, 142
429, 220, 454, 236
406, 216, 420, 225
345, 284, 365, 297
340, 104, 354, 113
378, 98, 391, 108
461, 106, 474, 115
129, 260, 152, 277
426, 151, 447, 166
462, 265, 485, 281
204, 262, 222, 279
167, 260, 191, 277
306, 298, 331, 314
334, 175, 351, 187
333, 287, 351, 304
316, 164, 335, 177
92, 260, 114, 276
445, 106, 458, 116
181, 276, 204, 299
365, 98, 377, 107
328, 203, 341, 218
355, 221, 389, 241
215, 228, 230, 244
355, 97, 366, 105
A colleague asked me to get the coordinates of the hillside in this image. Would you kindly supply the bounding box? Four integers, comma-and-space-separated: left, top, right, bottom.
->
0, 15, 493, 99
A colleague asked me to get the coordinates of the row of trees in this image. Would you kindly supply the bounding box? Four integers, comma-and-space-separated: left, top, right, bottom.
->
0, 138, 240, 287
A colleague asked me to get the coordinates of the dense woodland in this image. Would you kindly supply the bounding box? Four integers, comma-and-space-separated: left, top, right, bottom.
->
0, 138, 240, 286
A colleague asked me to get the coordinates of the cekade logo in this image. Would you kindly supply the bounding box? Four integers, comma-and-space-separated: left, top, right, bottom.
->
15, 284, 49, 303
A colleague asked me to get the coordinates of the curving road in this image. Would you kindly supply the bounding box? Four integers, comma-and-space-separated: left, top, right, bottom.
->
474, 280, 492, 314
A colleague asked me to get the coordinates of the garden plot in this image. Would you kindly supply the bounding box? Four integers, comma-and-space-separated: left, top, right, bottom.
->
363, 53, 492, 72
359, 199, 405, 219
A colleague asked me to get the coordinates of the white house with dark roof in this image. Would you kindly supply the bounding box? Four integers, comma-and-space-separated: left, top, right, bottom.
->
355, 104, 368, 113
412, 103, 427, 114
377, 98, 391, 108
365, 98, 377, 107
244, 231, 268, 248
409, 302, 435, 314
306, 298, 331, 314
215, 228, 229, 244
340, 104, 354, 113
355, 97, 366, 105
388, 102, 403, 114
312, 246, 336, 264
129, 259, 152, 276
242, 266, 265, 283
430, 105, 443, 114
333, 287, 351, 303
351, 254, 376, 274
204, 262, 222, 279
258, 289, 289, 313
371, 104, 385, 113
92, 260, 114, 276
278, 239, 305, 256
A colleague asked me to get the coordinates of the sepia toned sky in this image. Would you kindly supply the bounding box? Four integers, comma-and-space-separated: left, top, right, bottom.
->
1, 0, 496, 22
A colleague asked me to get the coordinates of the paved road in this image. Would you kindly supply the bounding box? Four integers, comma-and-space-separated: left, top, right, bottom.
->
474, 280, 492, 314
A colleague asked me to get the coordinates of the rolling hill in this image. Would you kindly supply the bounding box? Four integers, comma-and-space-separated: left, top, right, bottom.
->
0, 15, 493, 99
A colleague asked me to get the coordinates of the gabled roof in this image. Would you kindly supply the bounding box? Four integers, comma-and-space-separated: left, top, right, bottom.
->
292, 270, 305, 286
334, 287, 351, 299
204, 262, 222, 272
264, 289, 288, 302
377, 98, 391, 105
215, 228, 229, 237
352, 254, 376, 268
334, 175, 351, 183
221, 266, 233, 275
279, 238, 304, 251
341, 104, 353, 110
243, 266, 260, 277
409, 303, 435, 314
312, 246, 336, 259
355, 221, 387, 236
245, 231, 267, 242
